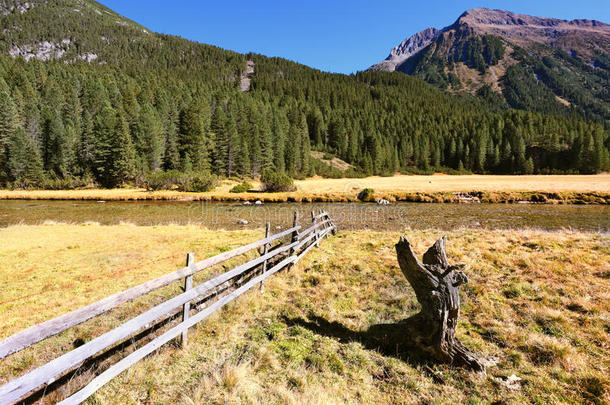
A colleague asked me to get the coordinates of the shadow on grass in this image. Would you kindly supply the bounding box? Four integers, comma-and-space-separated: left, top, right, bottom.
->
282, 314, 434, 368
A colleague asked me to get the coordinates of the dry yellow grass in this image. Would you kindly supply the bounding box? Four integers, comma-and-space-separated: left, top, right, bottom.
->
0, 224, 262, 338
0, 224, 608, 404
296, 174, 610, 193
0, 174, 608, 203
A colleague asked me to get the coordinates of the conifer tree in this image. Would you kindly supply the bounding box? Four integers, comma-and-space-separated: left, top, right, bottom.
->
93, 104, 135, 187
211, 106, 228, 175
0, 91, 18, 183
179, 99, 210, 172
7, 127, 43, 185
42, 111, 69, 177
272, 111, 287, 174
135, 103, 164, 172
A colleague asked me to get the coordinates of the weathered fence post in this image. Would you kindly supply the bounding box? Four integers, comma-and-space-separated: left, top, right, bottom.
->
320, 210, 330, 238
260, 222, 271, 292
181, 252, 194, 348
311, 211, 320, 247
328, 211, 337, 235
290, 211, 299, 256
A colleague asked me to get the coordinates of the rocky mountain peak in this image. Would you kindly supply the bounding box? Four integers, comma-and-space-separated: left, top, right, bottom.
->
369, 27, 440, 72
368, 8, 609, 123
456, 7, 608, 30
453, 7, 610, 43
370, 8, 610, 73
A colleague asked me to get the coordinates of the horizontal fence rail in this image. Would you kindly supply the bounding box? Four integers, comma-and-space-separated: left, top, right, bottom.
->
0, 211, 337, 404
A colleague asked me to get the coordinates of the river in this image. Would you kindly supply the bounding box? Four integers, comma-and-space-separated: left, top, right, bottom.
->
0, 200, 608, 232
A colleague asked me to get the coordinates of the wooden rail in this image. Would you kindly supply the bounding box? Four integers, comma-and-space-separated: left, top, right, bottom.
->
0, 211, 337, 404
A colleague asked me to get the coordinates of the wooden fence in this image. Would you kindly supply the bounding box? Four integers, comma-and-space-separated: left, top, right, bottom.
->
0, 211, 337, 404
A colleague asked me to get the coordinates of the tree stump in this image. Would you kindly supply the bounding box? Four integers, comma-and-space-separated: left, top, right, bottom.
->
392, 235, 485, 371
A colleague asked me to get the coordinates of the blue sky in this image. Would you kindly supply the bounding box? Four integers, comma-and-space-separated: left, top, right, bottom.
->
98, 0, 609, 74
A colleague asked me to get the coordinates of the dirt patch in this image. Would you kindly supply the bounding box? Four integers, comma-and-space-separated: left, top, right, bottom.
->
311, 151, 353, 172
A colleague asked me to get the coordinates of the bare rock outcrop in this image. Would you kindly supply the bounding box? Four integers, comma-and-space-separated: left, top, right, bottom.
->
369, 27, 440, 72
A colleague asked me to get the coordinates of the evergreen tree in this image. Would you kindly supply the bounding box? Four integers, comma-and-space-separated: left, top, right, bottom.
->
179, 99, 210, 172
162, 102, 180, 171
93, 104, 135, 187
42, 111, 69, 177
272, 111, 287, 174
135, 103, 164, 172
7, 127, 43, 185
307, 107, 326, 147
211, 106, 228, 175
0, 91, 18, 183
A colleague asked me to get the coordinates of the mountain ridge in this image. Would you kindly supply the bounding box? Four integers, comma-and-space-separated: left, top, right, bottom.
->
371, 8, 609, 72
370, 8, 610, 122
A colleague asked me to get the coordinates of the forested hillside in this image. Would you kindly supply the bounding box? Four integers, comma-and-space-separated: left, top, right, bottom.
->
371, 9, 610, 124
0, 0, 608, 189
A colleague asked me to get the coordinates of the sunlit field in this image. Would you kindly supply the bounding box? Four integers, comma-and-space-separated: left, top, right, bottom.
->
1, 174, 608, 203
1, 224, 608, 403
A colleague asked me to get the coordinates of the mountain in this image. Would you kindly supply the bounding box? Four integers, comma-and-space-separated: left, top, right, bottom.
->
0, 0, 245, 80
0, 1, 608, 190
371, 8, 610, 122
370, 27, 441, 72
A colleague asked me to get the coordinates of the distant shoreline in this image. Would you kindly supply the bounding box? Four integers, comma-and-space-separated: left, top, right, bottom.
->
1, 175, 608, 204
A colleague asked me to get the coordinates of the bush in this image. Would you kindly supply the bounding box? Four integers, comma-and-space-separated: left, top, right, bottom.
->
142, 171, 180, 191
357, 188, 375, 202
142, 170, 217, 192
183, 173, 218, 192
261, 169, 296, 192
230, 181, 253, 193
37, 175, 93, 190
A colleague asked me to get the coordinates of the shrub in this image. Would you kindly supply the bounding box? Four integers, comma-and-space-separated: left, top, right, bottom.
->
261, 169, 296, 192
357, 188, 375, 202
183, 173, 218, 192
37, 175, 93, 190
142, 171, 179, 191
142, 170, 218, 192
230, 181, 253, 193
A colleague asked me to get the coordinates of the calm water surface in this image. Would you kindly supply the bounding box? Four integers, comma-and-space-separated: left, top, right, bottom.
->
0, 200, 608, 232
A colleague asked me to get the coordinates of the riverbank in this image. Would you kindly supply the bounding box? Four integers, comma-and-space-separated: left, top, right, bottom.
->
0, 225, 608, 403
1, 174, 609, 204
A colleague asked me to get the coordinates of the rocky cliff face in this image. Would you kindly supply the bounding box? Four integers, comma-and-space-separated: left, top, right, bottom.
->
370, 27, 440, 72
454, 8, 609, 58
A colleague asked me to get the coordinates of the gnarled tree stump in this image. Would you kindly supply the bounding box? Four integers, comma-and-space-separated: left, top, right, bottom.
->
393, 235, 485, 371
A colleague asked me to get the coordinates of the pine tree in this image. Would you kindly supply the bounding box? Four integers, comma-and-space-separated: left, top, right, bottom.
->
93, 104, 135, 187
259, 109, 274, 172
0, 91, 18, 184
78, 110, 96, 175
179, 99, 210, 172
135, 103, 164, 172
162, 102, 180, 171
272, 111, 287, 174
328, 116, 346, 156
299, 114, 311, 175
237, 134, 250, 177
42, 111, 71, 177
307, 107, 326, 147
211, 106, 228, 175
7, 127, 43, 186
592, 128, 605, 173
523, 156, 534, 174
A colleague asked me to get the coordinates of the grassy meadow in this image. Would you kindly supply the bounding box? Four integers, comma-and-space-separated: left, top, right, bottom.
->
0, 224, 608, 404
0, 174, 609, 203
